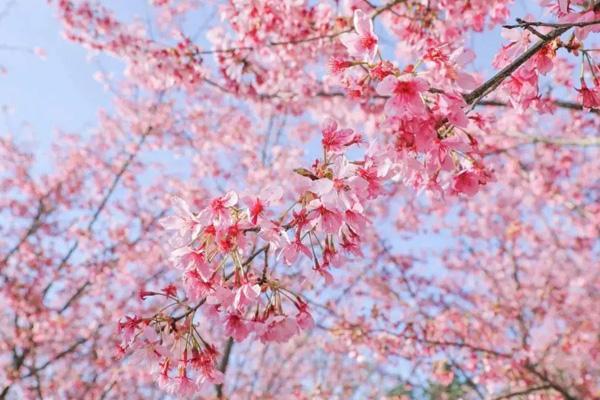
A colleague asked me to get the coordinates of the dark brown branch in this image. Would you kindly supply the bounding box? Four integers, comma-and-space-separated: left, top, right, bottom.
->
20, 338, 88, 379
464, 27, 570, 104
1, 200, 46, 266
484, 134, 600, 156
525, 364, 578, 400
0, 345, 31, 400
504, 18, 600, 30
479, 99, 600, 115
316, 90, 598, 115
98, 381, 117, 400
215, 337, 234, 399
172, 299, 207, 322
242, 245, 269, 267
371, 0, 405, 19
493, 385, 552, 400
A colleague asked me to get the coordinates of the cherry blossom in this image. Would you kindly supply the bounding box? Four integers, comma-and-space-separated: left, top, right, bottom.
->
341, 10, 379, 62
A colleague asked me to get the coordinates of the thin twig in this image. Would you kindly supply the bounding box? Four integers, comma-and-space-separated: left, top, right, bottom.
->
493, 385, 552, 400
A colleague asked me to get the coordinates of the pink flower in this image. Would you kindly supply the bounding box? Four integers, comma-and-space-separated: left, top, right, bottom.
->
170, 246, 212, 279
452, 170, 480, 196
247, 197, 265, 225
376, 75, 429, 117
258, 220, 286, 249
313, 260, 334, 284
322, 243, 342, 268
216, 221, 250, 252
233, 282, 261, 311
534, 44, 555, 75
437, 93, 468, 128
340, 10, 378, 62
427, 135, 471, 171
157, 358, 172, 390
281, 237, 312, 265
493, 28, 534, 69
505, 67, 539, 110
308, 200, 343, 234
118, 315, 143, 345
357, 161, 385, 199
344, 206, 369, 231
370, 60, 396, 80
169, 368, 198, 397
577, 80, 600, 109
138, 287, 157, 301
340, 233, 363, 257
560, 10, 600, 39
244, 186, 282, 225
321, 119, 361, 153
161, 284, 177, 298
160, 196, 202, 245
295, 302, 314, 330
328, 56, 353, 75
190, 347, 224, 384
207, 285, 235, 308
182, 269, 214, 300
199, 191, 238, 226
224, 313, 251, 342
259, 315, 299, 343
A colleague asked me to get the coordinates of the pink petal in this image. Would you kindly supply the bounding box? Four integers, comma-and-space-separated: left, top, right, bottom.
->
311, 178, 334, 196
353, 9, 372, 36
340, 33, 361, 56
376, 75, 397, 96
222, 191, 238, 207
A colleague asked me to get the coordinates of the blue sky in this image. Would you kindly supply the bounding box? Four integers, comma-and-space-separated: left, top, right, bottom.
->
1, 1, 109, 140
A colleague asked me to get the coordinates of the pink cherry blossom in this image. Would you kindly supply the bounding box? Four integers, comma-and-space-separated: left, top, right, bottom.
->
160, 196, 202, 245
452, 169, 481, 196
182, 269, 214, 300
577, 80, 600, 109
295, 302, 315, 330
340, 10, 379, 62
224, 313, 251, 342
233, 282, 261, 311
281, 237, 312, 265
259, 315, 299, 343
321, 118, 361, 153
169, 368, 198, 397
170, 246, 213, 278
376, 75, 429, 117
200, 190, 238, 226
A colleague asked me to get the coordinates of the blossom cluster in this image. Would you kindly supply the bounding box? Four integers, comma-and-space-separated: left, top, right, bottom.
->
117, 119, 392, 395
331, 9, 493, 197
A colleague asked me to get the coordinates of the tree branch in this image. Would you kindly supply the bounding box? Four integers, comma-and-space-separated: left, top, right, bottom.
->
525, 364, 578, 400
215, 337, 234, 399
464, 28, 569, 104
493, 385, 552, 400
